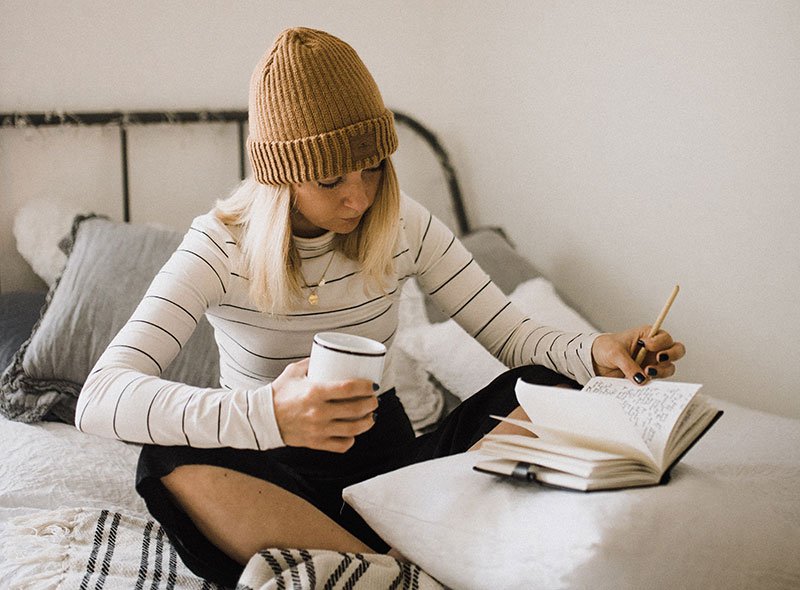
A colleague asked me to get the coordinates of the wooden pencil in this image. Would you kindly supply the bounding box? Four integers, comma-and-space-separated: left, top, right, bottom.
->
635, 284, 680, 366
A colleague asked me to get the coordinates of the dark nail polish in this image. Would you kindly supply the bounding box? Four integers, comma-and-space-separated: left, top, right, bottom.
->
658, 353, 669, 362
372, 411, 378, 420
372, 383, 380, 391
634, 373, 646, 384
647, 367, 658, 377
637, 339, 646, 348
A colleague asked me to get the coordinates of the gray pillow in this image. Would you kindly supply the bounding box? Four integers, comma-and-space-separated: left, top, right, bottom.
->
0, 291, 46, 372
0, 216, 220, 424
425, 227, 541, 323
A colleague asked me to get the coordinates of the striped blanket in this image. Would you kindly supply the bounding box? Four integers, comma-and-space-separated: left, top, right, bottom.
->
0, 508, 444, 589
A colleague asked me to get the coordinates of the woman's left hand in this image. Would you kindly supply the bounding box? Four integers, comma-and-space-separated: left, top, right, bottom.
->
591, 326, 686, 384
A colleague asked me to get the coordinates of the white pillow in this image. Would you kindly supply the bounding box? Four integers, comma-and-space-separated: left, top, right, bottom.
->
393, 279, 444, 430
397, 278, 597, 401
13, 198, 88, 286
344, 399, 800, 590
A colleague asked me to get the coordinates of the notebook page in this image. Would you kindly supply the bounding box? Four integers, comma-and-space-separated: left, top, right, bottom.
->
581, 377, 702, 465
515, 380, 655, 464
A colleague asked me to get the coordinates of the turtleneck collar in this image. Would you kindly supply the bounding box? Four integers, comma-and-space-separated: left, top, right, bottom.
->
293, 230, 336, 257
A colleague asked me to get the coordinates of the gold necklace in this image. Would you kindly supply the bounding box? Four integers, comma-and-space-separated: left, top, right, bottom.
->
300, 251, 336, 305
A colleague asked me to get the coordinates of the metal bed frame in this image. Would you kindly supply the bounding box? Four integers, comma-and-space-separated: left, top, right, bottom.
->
0, 109, 470, 235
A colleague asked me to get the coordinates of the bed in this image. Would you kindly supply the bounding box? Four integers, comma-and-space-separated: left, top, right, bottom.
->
1, 110, 798, 590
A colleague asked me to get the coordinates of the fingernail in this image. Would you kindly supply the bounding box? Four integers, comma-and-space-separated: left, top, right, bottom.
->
372, 383, 380, 392
372, 411, 378, 421
647, 367, 658, 377
634, 373, 646, 384
658, 353, 669, 362
637, 339, 646, 348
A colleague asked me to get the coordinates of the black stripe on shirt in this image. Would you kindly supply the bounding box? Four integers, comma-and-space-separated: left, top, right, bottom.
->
533, 330, 557, 357
215, 325, 307, 362
576, 347, 592, 377
548, 333, 566, 352
518, 325, 548, 365
108, 344, 164, 374
497, 318, 530, 360
563, 349, 576, 377
428, 257, 474, 296
414, 213, 433, 264
218, 281, 399, 317
381, 326, 398, 345
219, 355, 274, 382
145, 295, 198, 324
312, 268, 360, 287
129, 319, 182, 350
335, 303, 393, 331
450, 279, 492, 318
146, 384, 171, 444
112, 375, 146, 439
285, 286, 400, 318
181, 391, 197, 446
417, 235, 456, 278
88, 364, 114, 377
473, 301, 511, 340
190, 226, 229, 258
177, 249, 227, 294
246, 390, 261, 450
217, 302, 262, 313
216, 400, 222, 445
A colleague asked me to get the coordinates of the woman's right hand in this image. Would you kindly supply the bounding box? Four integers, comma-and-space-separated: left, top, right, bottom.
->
270, 358, 379, 453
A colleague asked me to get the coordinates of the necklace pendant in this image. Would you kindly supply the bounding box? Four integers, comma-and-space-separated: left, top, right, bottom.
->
308, 292, 319, 305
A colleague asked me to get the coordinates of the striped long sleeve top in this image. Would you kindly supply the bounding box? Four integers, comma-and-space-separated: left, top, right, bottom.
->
76, 193, 598, 449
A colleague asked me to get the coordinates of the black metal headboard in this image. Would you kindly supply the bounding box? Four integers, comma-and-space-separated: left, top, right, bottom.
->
0, 109, 469, 235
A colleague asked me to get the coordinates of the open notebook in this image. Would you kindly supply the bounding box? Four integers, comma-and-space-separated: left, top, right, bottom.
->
474, 377, 723, 491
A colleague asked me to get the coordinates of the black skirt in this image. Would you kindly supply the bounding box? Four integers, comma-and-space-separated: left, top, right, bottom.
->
135, 365, 577, 587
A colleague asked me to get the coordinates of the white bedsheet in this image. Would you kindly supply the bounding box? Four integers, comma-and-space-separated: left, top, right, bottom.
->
2, 395, 799, 589
0, 419, 146, 521
2, 279, 800, 588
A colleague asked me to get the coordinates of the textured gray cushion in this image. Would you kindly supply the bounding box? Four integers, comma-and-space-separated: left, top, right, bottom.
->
0, 216, 219, 424
425, 227, 541, 323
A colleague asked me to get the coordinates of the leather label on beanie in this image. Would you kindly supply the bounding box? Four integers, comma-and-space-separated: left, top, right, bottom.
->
349, 129, 377, 163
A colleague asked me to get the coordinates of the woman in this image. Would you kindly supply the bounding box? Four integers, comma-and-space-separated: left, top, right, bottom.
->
76, 27, 684, 587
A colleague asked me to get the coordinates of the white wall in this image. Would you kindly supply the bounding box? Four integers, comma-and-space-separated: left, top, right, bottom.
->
2, 0, 798, 418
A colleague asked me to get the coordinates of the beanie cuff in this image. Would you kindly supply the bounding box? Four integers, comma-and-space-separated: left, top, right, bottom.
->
248, 109, 398, 185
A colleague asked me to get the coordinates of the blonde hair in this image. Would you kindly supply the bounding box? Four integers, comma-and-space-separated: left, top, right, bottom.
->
214, 158, 400, 313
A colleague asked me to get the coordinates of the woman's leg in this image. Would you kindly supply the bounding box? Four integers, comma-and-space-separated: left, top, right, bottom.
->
161, 464, 374, 566
468, 381, 576, 451
413, 365, 579, 460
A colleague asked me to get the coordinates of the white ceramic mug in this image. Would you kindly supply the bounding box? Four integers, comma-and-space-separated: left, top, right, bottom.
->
307, 332, 386, 385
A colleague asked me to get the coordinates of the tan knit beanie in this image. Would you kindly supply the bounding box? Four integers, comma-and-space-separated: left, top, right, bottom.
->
247, 27, 398, 185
